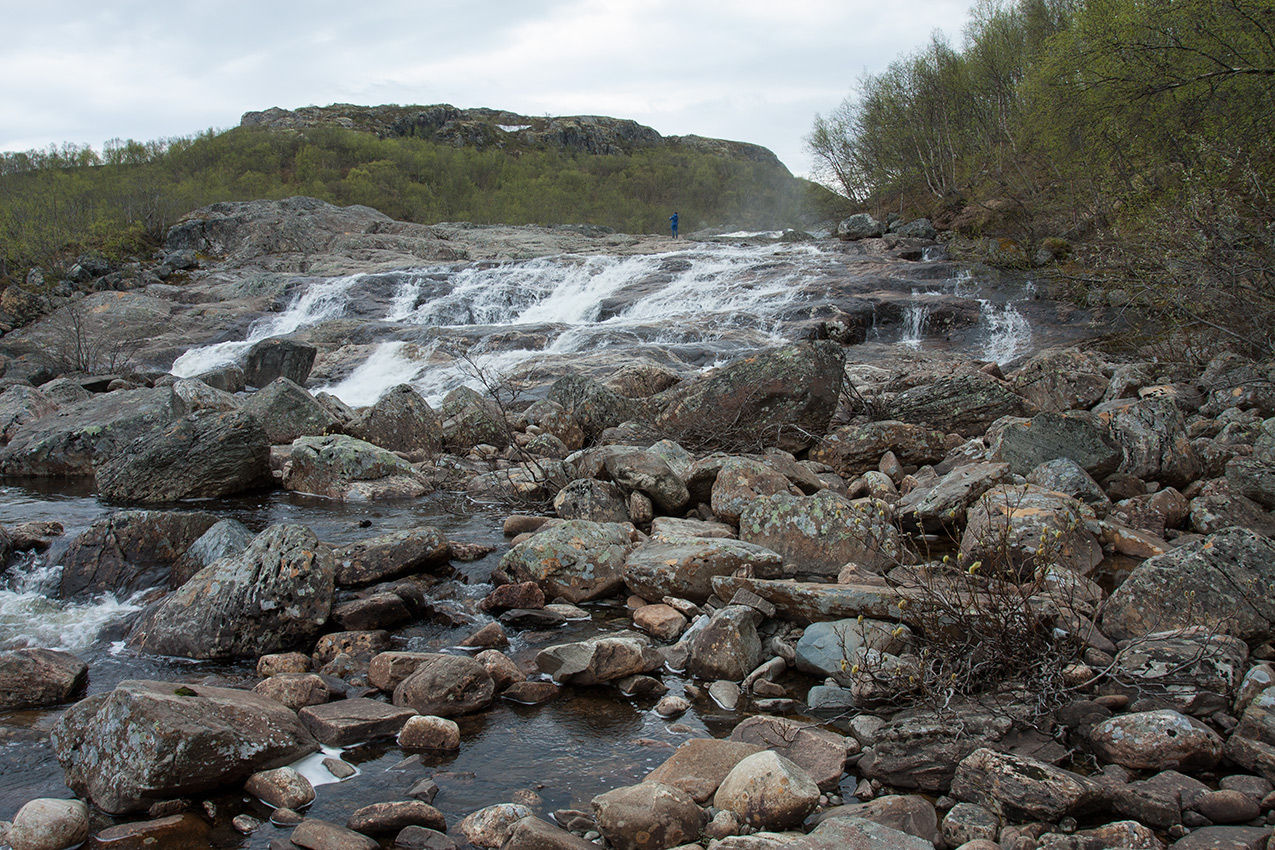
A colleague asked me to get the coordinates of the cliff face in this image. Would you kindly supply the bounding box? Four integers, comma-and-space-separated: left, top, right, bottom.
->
239, 104, 786, 169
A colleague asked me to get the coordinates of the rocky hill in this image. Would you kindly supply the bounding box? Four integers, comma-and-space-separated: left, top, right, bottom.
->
240, 103, 785, 166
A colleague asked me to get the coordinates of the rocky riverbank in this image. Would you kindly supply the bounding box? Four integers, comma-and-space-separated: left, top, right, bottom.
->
1, 200, 1275, 850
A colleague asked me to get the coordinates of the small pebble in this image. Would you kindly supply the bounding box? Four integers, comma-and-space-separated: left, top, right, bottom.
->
233, 814, 261, 834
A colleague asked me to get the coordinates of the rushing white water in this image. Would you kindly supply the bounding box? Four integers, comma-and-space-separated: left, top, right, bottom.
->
170, 273, 365, 378
978, 299, 1033, 364
899, 292, 931, 349
0, 559, 146, 653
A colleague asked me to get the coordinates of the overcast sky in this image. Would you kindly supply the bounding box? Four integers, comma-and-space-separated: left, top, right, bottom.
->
1, 0, 973, 177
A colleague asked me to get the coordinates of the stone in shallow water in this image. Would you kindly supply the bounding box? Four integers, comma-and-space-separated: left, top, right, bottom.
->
299, 698, 416, 747
714, 750, 819, 831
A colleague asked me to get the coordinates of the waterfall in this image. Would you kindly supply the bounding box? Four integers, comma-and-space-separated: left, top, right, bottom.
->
0, 557, 145, 652
899, 292, 930, 349
978, 299, 1033, 365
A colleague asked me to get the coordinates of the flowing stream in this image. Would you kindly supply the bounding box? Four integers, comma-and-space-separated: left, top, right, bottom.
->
1, 240, 1072, 845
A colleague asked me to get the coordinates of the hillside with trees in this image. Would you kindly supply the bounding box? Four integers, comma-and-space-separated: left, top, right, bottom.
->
808, 0, 1275, 357
0, 105, 821, 286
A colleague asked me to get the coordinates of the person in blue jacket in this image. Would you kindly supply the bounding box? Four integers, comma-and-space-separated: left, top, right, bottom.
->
669, 211, 679, 239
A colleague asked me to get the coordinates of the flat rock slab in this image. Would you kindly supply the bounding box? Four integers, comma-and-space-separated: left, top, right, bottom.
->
645, 738, 765, 803
710, 576, 903, 626
299, 698, 416, 746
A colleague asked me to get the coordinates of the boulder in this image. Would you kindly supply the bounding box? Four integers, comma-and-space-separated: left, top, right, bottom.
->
710, 575, 903, 626
1095, 397, 1203, 489
128, 523, 335, 659
392, 653, 495, 717
729, 715, 849, 791
644, 738, 766, 803
244, 337, 317, 387
50, 679, 318, 814
1026, 457, 1111, 510
169, 518, 255, 587
298, 698, 416, 746
623, 538, 783, 603
290, 820, 379, 850
1089, 709, 1223, 772
995, 411, 1122, 478
348, 383, 444, 455
5, 799, 89, 850
242, 377, 341, 444
347, 801, 447, 835
1227, 456, 1275, 510
94, 409, 272, 502
253, 672, 330, 711
810, 420, 949, 478
888, 372, 1032, 437
960, 484, 1103, 577
710, 457, 798, 524
398, 715, 461, 750
795, 618, 910, 685
603, 446, 690, 513
740, 491, 901, 575
457, 803, 533, 849
898, 461, 1013, 531
950, 747, 1101, 822
553, 478, 630, 523
58, 509, 219, 598
439, 385, 511, 450
333, 528, 450, 586
687, 605, 764, 681
812, 795, 939, 844
837, 213, 884, 240
856, 710, 1013, 794
1226, 686, 1275, 784
1100, 528, 1275, 642
714, 750, 819, 830
0, 385, 58, 445
798, 816, 934, 850
1189, 479, 1275, 538
245, 766, 315, 810
498, 520, 634, 603
503, 817, 598, 850
283, 433, 429, 500
0, 386, 172, 476
0, 648, 88, 709
651, 340, 845, 453
632, 603, 687, 641
168, 377, 241, 417
1109, 629, 1248, 714
1109, 488, 1189, 538
547, 374, 642, 445
518, 399, 586, 450
536, 632, 663, 685
1009, 348, 1110, 412
592, 782, 704, 850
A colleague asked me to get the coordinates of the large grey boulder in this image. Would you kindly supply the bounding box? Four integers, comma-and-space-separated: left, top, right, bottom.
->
960, 484, 1103, 577
168, 377, 241, 417
837, 214, 884, 241
623, 538, 783, 603
995, 411, 1122, 478
888, 372, 1033, 437
950, 748, 1101, 822
592, 782, 703, 850
1227, 456, 1275, 510
548, 375, 642, 445
58, 509, 220, 598
242, 377, 341, 444
333, 527, 450, 586
169, 518, 255, 587
244, 337, 317, 388
0, 384, 58, 445
94, 409, 272, 502
1100, 528, 1275, 642
1089, 709, 1223, 772
810, 420, 949, 478
439, 385, 511, 450
349, 383, 443, 455
602, 446, 690, 513
0, 387, 172, 476
128, 524, 335, 659
856, 710, 1013, 794
710, 456, 798, 524
1109, 629, 1248, 715
713, 750, 819, 830
1009, 348, 1110, 412
553, 478, 630, 523
392, 653, 495, 717
741, 491, 901, 575
795, 618, 910, 685
498, 520, 634, 603
687, 605, 764, 681
651, 340, 844, 453
536, 632, 663, 685
0, 648, 88, 709
1096, 396, 1202, 488
898, 461, 1012, 531
50, 679, 318, 814
283, 433, 429, 500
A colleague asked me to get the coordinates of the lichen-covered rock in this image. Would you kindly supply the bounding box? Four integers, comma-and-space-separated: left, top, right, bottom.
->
899, 461, 1013, 531
242, 377, 341, 444
950, 747, 1101, 822
740, 491, 901, 575
169, 377, 241, 417
888, 372, 1033, 437
1227, 456, 1275, 510
392, 653, 494, 717
283, 433, 428, 501
1100, 528, 1275, 642
651, 340, 845, 453
50, 679, 318, 814
348, 383, 444, 455
1009, 348, 1110, 412
995, 411, 1122, 478
1225, 686, 1275, 784
810, 420, 949, 479
498, 520, 634, 603
714, 750, 819, 830
710, 457, 797, 524
1189, 479, 1275, 538
332, 527, 450, 586
128, 524, 335, 659
170, 518, 255, 587
547, 375, 642, 445
1110, 629, 1248, 715
1089, 709, 1223, 772
439, 385, 511, 451
960, 484, 1103, 577
1095, 397, 1203, 489
857, 710, 1013, 794
58, 509, 220, 598
623, 538, 783, 603
94, 409, 272, 502
593, 782, 703, 850
553, 478, 630, 523
795, 618, 911, 685
0, 384, 58, 445
602, 446, 690, 513
457, 803, 533, 849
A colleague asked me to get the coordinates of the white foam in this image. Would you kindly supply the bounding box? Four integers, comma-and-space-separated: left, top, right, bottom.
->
0, 562, 146, 653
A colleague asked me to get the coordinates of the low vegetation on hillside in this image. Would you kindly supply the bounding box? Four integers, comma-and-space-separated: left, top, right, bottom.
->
809, 0, 1275, 357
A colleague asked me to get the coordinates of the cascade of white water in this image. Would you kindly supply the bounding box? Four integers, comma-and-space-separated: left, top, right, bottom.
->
0, 559, 145, 652
899, 292, 931, 349
979, 299, 1033, 364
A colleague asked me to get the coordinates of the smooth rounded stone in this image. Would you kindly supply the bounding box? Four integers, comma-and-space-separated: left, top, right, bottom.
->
714, 750, 819, 830
812, 794, 939, 844
645, 738, 765, 804
961, 484, 1103, 577
1101, 528, 1275, 643
395, 825, 460, 850
501, 681, 560, 704
457, 803, 533, 849
459, 622, 509, 649
498, 520, 635, 604
807, 684, 855, 713
537, 632, 663, 685
258, 652, 313, 676
50, 679, 318, 815
254, 673, 331, 711
687, 605, 764, 681
1026, 457, 1111, 509
324, 757, 357, 780
397, 715, 460, 750
474, 649, 527, 691
1220, 773, 1273, 799
95, 409, 273, 502
950, 747, 1100, 822
6, 799, 89, 850
633, 603, 688, 641
272, 808, 306, 826
291, 819, 380, 850
129, 523, 335, 660
245, 767, 316, 810
1195, 789, 1262, 824
0, 648, 88, 710
624, 538, 784, 604
233, 814, 263, 833
504, 515, 551, 536
729, 715, 848, 791
88, 813, 210, 849
655, 695, 691, 718
331, 593, 412, 632
500, 607, 568, 629
1089, 709, 1223, 772
592, 782, 703, 850
348, 801, 446, 836
710, 457, 797, 525
616, 674, 666, 697
1165, 825, 1272, 849
709, 680, 743, 710
393, 654, 495, 717
942, 802, 1000, 847
283, 434, 428, 501
740, 491, 902, 576
795, 618, 910, 685
298, 698, 416, 747
553, 478, 630, 523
